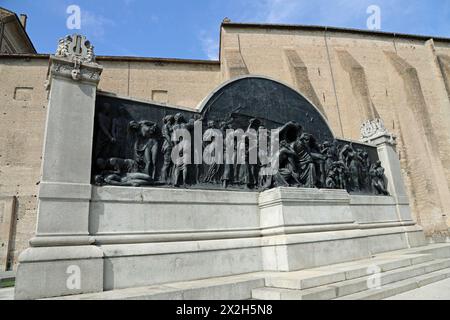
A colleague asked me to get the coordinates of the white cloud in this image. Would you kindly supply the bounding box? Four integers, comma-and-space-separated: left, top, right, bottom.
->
201, 0, 403, 61
264, 0, 305, 23
243, 0, 394, 27
123, 0, 135, 6
199, 31, 219, 60
80, 10, 116, 40
150, 14, 159, 23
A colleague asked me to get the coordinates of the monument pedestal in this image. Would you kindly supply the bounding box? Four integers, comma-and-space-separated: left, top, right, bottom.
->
361, 122, 413, 223
259, 188, 425, 272
67, 185, 424, 292
15, 246, 103, 299
15, 36, 104, 299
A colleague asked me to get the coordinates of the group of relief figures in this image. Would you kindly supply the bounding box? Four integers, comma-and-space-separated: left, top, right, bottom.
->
93, 103, 389, 195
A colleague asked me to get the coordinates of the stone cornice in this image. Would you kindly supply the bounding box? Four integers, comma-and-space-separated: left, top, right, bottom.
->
46, 55, 103, 89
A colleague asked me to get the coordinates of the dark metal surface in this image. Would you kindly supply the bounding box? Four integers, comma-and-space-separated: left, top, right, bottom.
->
92, 77, 386, 195
201, 77, 334, 143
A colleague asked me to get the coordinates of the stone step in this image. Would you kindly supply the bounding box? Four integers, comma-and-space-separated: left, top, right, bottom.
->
47, 243, 450, 300
0, 271, 15, 281
0, 287, 14, 300
397, 243, 450, 260
264, 253, 434, 291
335, 268, 450, 300
253, 258, 450, 300
330, 258, 450, 298
251, 286, 336, 300
0, 271, 15, 288
52, 274, 266, 300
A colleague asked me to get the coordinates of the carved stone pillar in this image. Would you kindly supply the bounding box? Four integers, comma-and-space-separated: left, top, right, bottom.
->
360, 119, 414, 223
15, 35, 104, 300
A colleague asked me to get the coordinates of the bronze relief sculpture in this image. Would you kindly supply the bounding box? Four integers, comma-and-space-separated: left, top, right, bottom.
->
92, 77, 389, 196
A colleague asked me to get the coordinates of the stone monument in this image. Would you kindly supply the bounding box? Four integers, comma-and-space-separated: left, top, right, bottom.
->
15, 35, 104, 299
14, 35, 426, 299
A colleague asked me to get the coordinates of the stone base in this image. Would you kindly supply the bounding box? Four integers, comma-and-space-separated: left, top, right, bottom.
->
101, 241, 262, 290
92, 187, 425, 289
50, 243, 450, 300
259, 188, 426, 271
14, 246, 103, 300
261, 226, 425, 271
15, 186, 427, 299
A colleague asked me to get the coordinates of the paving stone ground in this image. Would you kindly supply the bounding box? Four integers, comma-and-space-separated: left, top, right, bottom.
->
0, 287, 14, 300
2, 278, 449, 300
386, 278, 450, 300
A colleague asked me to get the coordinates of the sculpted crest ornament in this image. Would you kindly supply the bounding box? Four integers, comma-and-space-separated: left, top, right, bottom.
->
51, 34, 101, 83
360, 118, 386, 139
360, 118, 396, 145
55, 34, 95, 63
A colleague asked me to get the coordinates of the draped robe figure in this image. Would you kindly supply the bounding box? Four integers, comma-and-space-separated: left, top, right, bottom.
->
222, 123, 236, 188
171, 113, 193, 187
161, 115, 175, 183
272, 140, 301, 187
292, 133, 317, 188
203, 121, 221, 184
237, 119, 260, 188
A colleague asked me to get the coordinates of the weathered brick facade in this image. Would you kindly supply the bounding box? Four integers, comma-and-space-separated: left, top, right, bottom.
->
1, 21, 449, 270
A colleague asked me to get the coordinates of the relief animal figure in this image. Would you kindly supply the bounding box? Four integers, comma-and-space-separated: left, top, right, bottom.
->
94, 157, 153, 187
128, 120, 160, 180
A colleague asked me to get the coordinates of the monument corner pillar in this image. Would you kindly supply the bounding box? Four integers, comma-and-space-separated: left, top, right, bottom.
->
360, 119, 418, 225
15, 35, 104, 300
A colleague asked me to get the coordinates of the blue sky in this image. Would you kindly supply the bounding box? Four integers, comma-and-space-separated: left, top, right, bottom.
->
2, 0, 450, 60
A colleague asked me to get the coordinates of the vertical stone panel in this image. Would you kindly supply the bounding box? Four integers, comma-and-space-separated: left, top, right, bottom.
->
223, 48, 249, 79
13, 87, 33, 101
15, 35, 105, 299
437, 55, 450, 101
425, 41, 450, 231
0, 196, 16, 271
385, 51, 450, 234
284, 48, 326, 116
7, 195, 37, 269
151, 90, 168, 103
0, 58, 47, 270
435, 54, 450, 227
336, 49, 379, 120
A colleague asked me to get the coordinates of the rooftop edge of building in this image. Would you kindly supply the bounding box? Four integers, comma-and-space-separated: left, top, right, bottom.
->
221, 21, 450, 43
2, 20, 450, 64
0, 6, 37, 54
0, 53, 220, 65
